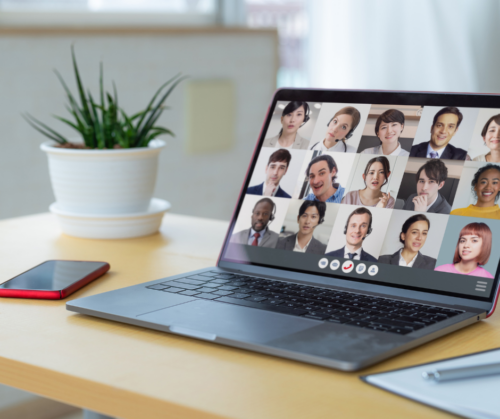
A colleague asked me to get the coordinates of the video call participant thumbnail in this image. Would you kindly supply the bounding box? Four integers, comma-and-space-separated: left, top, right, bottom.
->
361, 109, 409, 156
326, 207, 377, 261
303, 154, 345, 203
402, 159, 451, 214
263, 101, 311, 149
276, 201, 327, 254
342, 156, 395, 208
410, 107, 469, 160
247, 149, 292, 198
435, 222, 494, 278
473, 114, 500, 162
451, 164, 500, 219
378, 214, 436, 269
310, 106, 361, 153
230, 198, 278, 248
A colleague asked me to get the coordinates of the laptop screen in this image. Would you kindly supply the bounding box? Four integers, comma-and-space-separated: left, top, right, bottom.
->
220, 89, 500, 302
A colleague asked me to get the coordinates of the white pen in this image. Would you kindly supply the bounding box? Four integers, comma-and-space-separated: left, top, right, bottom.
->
422, 362, 500, 382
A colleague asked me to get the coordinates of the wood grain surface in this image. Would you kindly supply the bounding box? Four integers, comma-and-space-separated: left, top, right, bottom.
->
0, 213, 498, 419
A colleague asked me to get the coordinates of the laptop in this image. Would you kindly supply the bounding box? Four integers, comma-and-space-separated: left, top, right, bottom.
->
67, 89, 500, 371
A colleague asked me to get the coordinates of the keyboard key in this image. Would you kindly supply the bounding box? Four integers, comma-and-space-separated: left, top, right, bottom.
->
171, 281, 202, 290
201, 283, 220, 288
327, 316, 351, 324
198, 272, 219, 277
391, 328, 413, 335
162, 287, 185, 293
197, 293, 219, 300
247, 296, 268, 303
188, 275, 214, 281
211, 279, 231, 284
147, 284, 169, 290
218, 285, 238, 291
197, 287, 221, 293
213, 290, 234, 296
231, 293, 251, 299
179, 290, 201, 296
304, 312, 330, 320
174, 278, 206, 286
268, 299, 284, 305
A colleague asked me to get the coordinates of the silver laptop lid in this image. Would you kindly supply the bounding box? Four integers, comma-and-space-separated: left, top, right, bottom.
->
218, 88, 500, 310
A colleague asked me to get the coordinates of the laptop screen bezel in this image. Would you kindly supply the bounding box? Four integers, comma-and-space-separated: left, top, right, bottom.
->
217, 88, 500, 306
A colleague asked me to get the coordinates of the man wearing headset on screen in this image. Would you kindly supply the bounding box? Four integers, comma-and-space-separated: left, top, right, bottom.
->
325, 207, 377, 261
230, 198, 279, 248
310, 106, 361, 153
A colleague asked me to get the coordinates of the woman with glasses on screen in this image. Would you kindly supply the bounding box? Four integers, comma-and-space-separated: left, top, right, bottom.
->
341, 156, 395, 208
361, 109, 409, 156
263, 101, 311, 149
435, 222, 494, 278
310, 106, 361, 153
450, 164, 500, 219
473, 114, 500, 162
378, 214, 436, 269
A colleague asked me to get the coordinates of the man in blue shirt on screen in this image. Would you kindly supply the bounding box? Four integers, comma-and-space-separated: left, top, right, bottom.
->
303, 154, 345, 203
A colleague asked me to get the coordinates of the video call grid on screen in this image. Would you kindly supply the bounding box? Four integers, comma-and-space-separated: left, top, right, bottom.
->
221, 90, 500, 302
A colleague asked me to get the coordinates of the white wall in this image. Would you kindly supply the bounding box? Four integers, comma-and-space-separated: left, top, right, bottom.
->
0, 28, 277, 221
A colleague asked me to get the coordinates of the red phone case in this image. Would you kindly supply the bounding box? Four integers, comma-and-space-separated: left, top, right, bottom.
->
0, 260, 110, 300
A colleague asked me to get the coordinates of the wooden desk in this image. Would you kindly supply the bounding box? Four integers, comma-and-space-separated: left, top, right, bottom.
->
0, 213, 499, 419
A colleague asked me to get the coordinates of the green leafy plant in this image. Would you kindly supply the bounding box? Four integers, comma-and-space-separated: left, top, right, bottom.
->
24, 47, 186, 149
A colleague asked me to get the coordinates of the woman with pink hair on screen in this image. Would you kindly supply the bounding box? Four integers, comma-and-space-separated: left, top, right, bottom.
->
434, 222, 494, 278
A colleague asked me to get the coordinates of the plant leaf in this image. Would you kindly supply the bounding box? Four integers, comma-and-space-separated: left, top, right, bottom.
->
23, 113, 68, 144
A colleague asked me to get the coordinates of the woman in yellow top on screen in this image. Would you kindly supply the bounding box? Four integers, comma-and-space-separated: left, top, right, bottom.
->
309, 106, 361, 153
263, 101, 311, 149
341, 156, 395, 208
451, 164, 500, 219
361, 109, 409, 156
473, 114, 500, 162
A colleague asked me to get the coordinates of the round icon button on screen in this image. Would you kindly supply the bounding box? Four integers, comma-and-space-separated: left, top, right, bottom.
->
356, 263, 366, 274
330, 260, 340, 270
318, 258, 328, 269
368, 265, 379, 276
342, 260, 354, 273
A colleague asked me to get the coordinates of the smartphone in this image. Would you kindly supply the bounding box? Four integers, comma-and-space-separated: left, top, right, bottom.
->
0, 260, 110, 299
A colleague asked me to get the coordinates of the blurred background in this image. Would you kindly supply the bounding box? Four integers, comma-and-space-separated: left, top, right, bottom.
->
1, 0, 500, 416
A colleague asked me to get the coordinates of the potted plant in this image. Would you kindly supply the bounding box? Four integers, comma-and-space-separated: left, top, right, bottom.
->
24, 47, 185, 239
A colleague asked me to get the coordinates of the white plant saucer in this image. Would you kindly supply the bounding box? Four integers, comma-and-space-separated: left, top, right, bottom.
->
50, 198, 171, 239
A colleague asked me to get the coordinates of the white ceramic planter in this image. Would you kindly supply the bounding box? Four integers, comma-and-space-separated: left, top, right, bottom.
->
50, 198, 171, 239
41, 139, 166, 215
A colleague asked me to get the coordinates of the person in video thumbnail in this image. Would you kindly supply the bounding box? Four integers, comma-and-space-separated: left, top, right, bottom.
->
361, 109, 409, 156
378, 214, 436, 269
276, 201, 327, 254
263, 101, 311, 149
435, 223, 494, 278
230, 198, 279, 248
326, 207, 377, 261
303, 154, 345, 203
473, 114, 500, 162
402, 159, 451, 214
451, 164, 500, 219
342, 156, 395, 208
310, 106, 361, 153
247, 149, 292, 198
410, 106, 469, 160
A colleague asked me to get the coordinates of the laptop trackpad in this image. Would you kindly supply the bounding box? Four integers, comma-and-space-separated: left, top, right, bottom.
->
137, 300, 318, 343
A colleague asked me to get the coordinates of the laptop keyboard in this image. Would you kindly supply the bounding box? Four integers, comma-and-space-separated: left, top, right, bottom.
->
146, 271, 464, 335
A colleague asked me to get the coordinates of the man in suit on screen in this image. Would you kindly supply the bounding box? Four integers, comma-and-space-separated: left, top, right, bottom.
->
326, 207, 377, 261
247, 149, 292, 198
409, 106, 469, 160
230, 198, 279, 248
